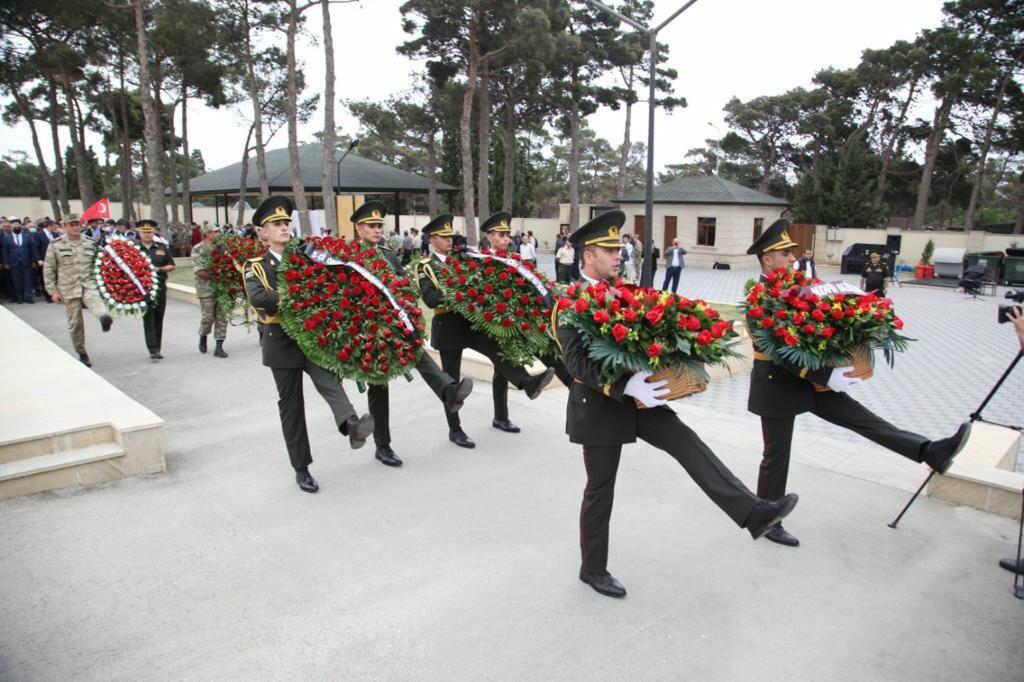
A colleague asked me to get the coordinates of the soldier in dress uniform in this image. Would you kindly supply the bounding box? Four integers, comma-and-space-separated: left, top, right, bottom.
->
480, 212, 572, 434
136, 220, 175, 360
350, 201, 474, 467
191, 224, 228, 358
415, 213, 555, 449
42, 213, 113, 367
557, 210, 799, 598
860, 251, 891, 296
747, 219, 971, 547
243, 196, 374, 493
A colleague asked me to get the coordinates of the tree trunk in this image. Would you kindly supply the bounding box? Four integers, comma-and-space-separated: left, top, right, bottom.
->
238, 124, 255, 226
182, 85, 192, 224
616, 66, 634, 197
501, 99, 515, 213
46, 75, 70, 215
118, 53, 135, 220
874, 76, 920, 214
60, 66, 96, 207
1014, 174, 1024, 234
166, 99, 180, 223
426, 134, 439, 215
911, 96, 954, 230
243, 0, 270, 200
285, 0, 309, 234
319, 0, 337, 235
134, 0, 167, 225
476, 59, 491, 224
459, 15, 480, 243
964, 67, 1013, 231
568, 84, 582, 232
6, 83, 59, 218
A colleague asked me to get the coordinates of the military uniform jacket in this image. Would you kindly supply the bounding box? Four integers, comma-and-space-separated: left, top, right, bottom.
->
556, 279, 643, 446
42, 235, 99, 298
747, 274, 833, 418
190, 242, 214, 298
415, 252, 473, 351
139, 242, 174, 287
243, 250, 307, 369
861, 263, 889, 292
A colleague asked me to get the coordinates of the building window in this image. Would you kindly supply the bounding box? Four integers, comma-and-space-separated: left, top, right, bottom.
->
697, 217, 716, 246
753, 217, 764, 241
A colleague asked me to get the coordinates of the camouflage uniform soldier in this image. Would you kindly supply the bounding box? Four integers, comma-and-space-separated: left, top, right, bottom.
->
191, 225, 228, 358
42, 214, 113, 367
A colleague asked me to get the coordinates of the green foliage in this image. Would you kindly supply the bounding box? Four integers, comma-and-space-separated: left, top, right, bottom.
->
920, 239, 935, 265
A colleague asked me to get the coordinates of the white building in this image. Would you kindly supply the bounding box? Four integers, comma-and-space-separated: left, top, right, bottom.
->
614, 176, 790, 268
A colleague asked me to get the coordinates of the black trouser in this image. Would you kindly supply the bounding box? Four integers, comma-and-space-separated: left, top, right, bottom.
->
33, 263, 46, 296
556, 262, 572, 284
271, 360, 357, 470
9, 263, 33, 302
492, 357, 572, 421
368, 352, 453, 447
757, 392, 928, 501
143, 288, 167, 352
662, 266, 681, 292
439, 331, 530, 432
580, 407, 759, 573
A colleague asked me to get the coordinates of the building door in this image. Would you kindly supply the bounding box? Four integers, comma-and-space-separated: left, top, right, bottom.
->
788, 223, 816, 255
633, 214, 645, 243
664, 216, 677, 250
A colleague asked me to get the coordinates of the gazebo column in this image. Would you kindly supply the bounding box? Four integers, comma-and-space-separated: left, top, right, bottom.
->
393, 192, 400, 235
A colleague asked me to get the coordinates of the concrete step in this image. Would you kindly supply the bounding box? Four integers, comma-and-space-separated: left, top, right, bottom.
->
0, 442, 125, 483
0, 424, 116, 465
927, 423, 1023, 519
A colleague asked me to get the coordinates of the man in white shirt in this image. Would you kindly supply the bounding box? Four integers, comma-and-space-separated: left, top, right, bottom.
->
796, 249, 817, 279
621, 234, 636, 281
519, 233, 536, 265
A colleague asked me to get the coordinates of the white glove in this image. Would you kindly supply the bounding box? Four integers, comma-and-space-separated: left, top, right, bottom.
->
826, 366, 862, 393
623, 371, 671, 407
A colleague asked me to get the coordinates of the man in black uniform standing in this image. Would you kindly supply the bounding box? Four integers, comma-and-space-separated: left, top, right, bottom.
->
349, 201, 474, 467
481, 211, 572, 434
244, 196, 374, 493
747, 219, 971, 547
558, 210, 799, 599
137, 220, 175, 360
416, 213, 555, 449
860, 251, 890, 296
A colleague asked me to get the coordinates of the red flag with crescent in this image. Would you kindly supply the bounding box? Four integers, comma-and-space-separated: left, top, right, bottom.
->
81, 198, 111, 222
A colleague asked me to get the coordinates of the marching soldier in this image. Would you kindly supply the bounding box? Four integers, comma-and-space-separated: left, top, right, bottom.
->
190, 224, 229, 358
558, 210, 799, 598
860, 251, 891, 296
416, 213, 555, 449
42, 214, 114, 366
243, 196, 374, 494
349, 201, 474, 467
747, 219, 970, 547
481, 212, 572, 434
136, 220, 175, 360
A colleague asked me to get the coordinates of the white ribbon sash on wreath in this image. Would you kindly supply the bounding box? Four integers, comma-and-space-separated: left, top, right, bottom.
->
804, 281, 868, 298
302, 244, 416, 334
104, 241, 150, 298
462, 249, 554, 305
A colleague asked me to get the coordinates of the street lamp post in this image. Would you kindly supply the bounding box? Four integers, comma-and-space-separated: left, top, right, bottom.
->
585, 0, 700, 287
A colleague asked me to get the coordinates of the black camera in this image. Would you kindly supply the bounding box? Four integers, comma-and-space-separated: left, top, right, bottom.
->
998, 288, 1024, 323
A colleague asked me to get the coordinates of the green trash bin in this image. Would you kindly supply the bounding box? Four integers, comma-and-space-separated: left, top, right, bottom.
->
963, 251, 1004, 282
1004, 248, 1024, 286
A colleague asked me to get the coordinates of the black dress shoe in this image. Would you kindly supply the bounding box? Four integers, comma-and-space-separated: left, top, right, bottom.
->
444, 378, 473, 414
492, 418, 521, 433
150, 351, 163, 360
100, 315, 113, 332
999, 558, 1024, 575
198, 335, 208, 353
344, 413, 374, 449
746, 493, 799, 539
213, 341, 228, 358
295, 468, 319, 493
78, 352, 92, 367
765, 524, 800, 547
448, 429, 476, 449
375, 446, 403, 467
579, 568, 627, 598
923, 421, 972, 474
522, 367, 555, 400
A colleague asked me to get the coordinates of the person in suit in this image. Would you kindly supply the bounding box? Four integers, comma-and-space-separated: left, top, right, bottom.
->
349, 201, 474, 467
480, 212, 573, 434
136, 221, 175, 360
2, 218, 36, 303
746, 219, 971, 548
243, 196, 374, 493
795, 248, 818, 280
662, 239, 686, 292
415, 213, 555, 449
557, 210, 800, 598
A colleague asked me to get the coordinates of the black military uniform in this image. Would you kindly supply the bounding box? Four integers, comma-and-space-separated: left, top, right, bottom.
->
351, 201, 473, 467
415, 213, 554, 449
861, 255, 890, 295
243, 196, 374, 493
481, 212, 573, 434
747, 219, 970, 547
137, 220, 174, 359
558, 210, 798, 599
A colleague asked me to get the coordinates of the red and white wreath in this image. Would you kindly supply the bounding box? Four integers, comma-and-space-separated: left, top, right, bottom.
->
92, 235, 159, 315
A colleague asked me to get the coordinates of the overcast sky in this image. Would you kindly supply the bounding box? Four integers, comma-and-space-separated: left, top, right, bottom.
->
0, 0, 947, 176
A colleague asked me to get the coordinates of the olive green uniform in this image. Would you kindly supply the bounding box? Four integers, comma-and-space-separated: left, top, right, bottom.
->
191, 242, 227, 341
42, 235, 108, 354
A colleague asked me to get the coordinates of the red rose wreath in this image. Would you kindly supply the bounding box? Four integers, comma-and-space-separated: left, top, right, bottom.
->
92, 235, 159, 316
203, 234, 267, 314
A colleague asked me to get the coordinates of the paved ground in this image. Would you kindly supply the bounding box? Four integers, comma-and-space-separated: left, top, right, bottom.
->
1, 273, 1023, 680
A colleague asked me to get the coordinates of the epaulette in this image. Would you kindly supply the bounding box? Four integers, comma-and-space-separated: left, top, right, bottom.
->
246, 255, 263, 262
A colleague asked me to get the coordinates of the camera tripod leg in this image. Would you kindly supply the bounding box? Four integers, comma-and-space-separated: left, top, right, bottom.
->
1014, 487, 1023, 600
888, 471, 935, 529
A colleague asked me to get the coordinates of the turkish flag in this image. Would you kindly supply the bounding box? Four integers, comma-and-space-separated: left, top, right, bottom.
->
81, 198, 111, 222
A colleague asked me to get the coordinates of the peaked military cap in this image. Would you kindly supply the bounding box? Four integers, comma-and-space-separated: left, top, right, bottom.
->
747, 218, 799, 256
351, 200, 387, 225
253, 196, 294, 227
137, 219, 158, 232
422, 213, 455, 237
65, 213, 80, 224
569, 209, 625, 248
481, 212, 512, 233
